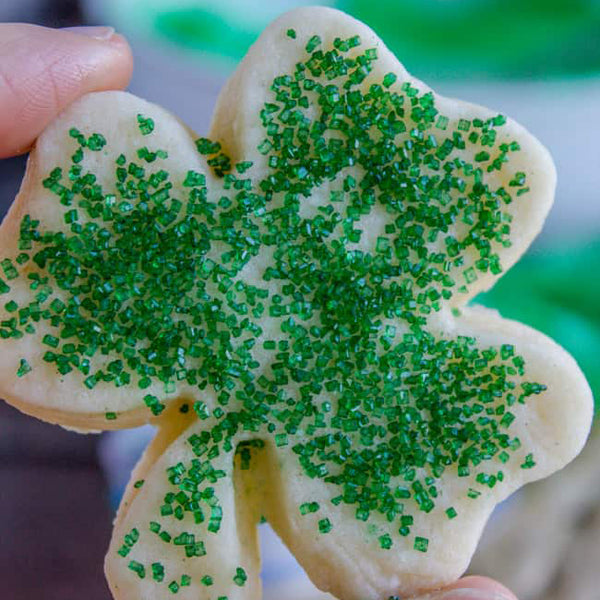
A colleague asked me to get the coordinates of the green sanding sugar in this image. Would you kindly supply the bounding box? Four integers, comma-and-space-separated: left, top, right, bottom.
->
137, 114, 155, 136
0, 30, 546, 585
446, 507, 458, 519
233, 567, 247, 586
128, 560, 146, 579
318, 518, 333, 534
414, 537, 429, 552
151, 562, 165, 582
16, 358, 31, 377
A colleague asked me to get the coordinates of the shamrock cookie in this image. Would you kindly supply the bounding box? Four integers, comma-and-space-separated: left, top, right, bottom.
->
0, 7, 593, 600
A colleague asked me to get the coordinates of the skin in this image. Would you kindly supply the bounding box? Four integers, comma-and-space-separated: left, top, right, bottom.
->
0, 22, 518, 600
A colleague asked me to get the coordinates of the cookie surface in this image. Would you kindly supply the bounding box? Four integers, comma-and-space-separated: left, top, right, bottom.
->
0, 7, 593, 600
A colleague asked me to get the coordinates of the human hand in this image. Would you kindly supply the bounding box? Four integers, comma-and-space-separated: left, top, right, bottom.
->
0, 22, 519, 600
0, 22, 132, 158
411, 576, 517, 599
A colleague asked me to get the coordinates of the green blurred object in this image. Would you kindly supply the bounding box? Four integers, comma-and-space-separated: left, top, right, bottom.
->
156, 8, 256, 61
146, 0, 600, 79
343, 0, 600, 79
478, 240, 600, 414
98, 0, 600, 79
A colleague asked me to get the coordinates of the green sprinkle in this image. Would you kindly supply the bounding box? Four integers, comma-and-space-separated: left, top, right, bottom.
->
463, 267, 478, 284
348, 35, 361, 48
64, 209, 78, 224
193, 401, 210, 419
382, 73, 397, 88
152, 562, 165, 582
509, 171, 527, 187
286, 29, 296, 39
445, 507, 457, 519
196, 137, 221, 155
42, 334, 59, 348
436, 115, 449, 130
257, 139, 272, 155
414, 537, 429, 552
87, 133, 106, 151
376, 237, 390, 253
1, 259, 18, 280
299, 502, 320, 515
318, 518, 332, 534
521, 453, 536, 469
69, 128, 85, 144
49, 298, 65, 313
105, 412, 117, 420
16, 358, 31, 377
159, 531, 172, 543
72, 147, 83, 163
144, 394, 165, 416
233, 567, 247, 587
183, 170, 205, 187
306, 35, 321, 53
128, 561, 146, 579
457, 118, 471, 131
137, 114, 155, 135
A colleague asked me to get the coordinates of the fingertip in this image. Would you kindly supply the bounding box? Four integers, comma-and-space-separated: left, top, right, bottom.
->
440, 575, 519, 600
0, 23, 134, 158
91, 30, 134, 94
410, 576, 519, 600
64, 28, 134, 88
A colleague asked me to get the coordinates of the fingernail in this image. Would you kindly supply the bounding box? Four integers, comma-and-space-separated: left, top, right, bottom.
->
62, 26, 116, 42
417, 589, 513, 600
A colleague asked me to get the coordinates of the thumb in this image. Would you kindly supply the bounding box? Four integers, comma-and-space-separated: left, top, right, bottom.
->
0, 23, 133, 158
411, 576, 518, 600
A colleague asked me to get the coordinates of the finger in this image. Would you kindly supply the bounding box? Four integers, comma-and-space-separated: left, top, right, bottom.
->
412, 576, 519, 600
0, 23, 133, 158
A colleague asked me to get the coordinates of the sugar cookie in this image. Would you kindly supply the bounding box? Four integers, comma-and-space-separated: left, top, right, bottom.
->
0, 7, 593, 600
